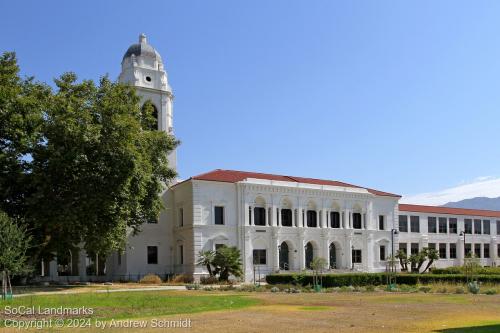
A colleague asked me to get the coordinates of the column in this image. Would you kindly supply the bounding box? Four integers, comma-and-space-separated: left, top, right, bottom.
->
322, 236, 329, 267
298, 235, 305, 270
273, 235, 280, 272
366, 233, 374, 271
345, 235, 353, 269
321, 209, 327, 228
277, 207, 281, 227
457, 235, 465, 265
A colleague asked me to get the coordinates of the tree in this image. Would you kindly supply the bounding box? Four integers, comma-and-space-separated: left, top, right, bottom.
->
395, 250, 408, 272
197, 250, 215, 277
212, 246, 243, 281
0, 211, 32, 299
0, 52, 178, 267
422, 248, 439, 273
310, 257, 327, 289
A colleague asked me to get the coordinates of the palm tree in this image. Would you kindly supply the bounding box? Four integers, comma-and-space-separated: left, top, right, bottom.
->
422, 248, 439, 273
395, 250, 408, 272
197, 250, 215, 277
212, 246, 243, 281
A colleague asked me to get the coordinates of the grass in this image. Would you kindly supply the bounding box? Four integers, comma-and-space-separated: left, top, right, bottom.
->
0, 291, 258, 322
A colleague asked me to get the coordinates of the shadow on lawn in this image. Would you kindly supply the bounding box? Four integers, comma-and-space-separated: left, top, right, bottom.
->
435, 324, 500, 333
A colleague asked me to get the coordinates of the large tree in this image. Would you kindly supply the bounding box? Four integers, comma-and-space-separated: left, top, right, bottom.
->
0, 52, 178, 266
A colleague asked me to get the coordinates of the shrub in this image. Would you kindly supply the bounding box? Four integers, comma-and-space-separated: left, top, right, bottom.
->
185, 284, 200, 290
436, 287, 448, 293
270, 287, 279, 293
419, 286, 431, 293
467, 281, 480, 294
365, 285, 376, 292
200, 276, 219, 285
484, 289, 497, 295
171, 274, 194, 284
139, 274, 162, 284
454, 286, 465, 294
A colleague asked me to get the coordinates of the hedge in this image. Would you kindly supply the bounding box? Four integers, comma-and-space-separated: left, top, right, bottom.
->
431, 267, 500, 275
265, 273, 500, 287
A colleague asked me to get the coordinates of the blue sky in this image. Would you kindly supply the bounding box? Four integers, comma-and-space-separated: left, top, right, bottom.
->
2, 1, 500, 198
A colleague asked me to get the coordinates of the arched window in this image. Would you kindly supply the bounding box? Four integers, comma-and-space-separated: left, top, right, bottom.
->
279, 242, 289, 270
307, 211, 317, 227
254, 197, 266, 226
329, 243, 337, 269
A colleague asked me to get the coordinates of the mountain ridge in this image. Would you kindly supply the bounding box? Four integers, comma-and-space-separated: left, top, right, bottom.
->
442, 196, 500, 211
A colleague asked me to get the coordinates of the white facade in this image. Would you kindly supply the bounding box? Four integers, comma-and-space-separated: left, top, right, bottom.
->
35, 35, 500, 283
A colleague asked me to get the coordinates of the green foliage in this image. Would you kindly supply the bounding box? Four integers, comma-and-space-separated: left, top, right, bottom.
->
0, 52, 178, 262
197, 250, 216, 277
467, 281, 480, 294
431, 266, 500, 275
484, 288, 497, 295
266, 273, 500, 287
212, 246, 243, 281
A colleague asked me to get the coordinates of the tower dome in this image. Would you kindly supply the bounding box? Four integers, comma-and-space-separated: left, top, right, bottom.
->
122, 33, 163, 64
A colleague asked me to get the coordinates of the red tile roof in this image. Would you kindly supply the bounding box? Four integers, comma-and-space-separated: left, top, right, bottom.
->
190, 169, 401, 198
399, 204, 500, 218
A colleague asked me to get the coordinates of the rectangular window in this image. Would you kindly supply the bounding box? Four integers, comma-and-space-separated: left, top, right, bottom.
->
410, 216, 420, 232
330, 211, 340, 228
411, 243, 419, 255
449, 218, 457, 234
465, 243, 472, 257
428, 243, 436, 250
379, 215, 385, 230
352, 249, 362, 263
399, 215, 408, 232
428, 217, 437, 233
449, 243, 457, 259
353, 213, 362, 229
483, 220, 490, 235
464, 219, 472, 234
307, 210, 318, 227
179, 245, 184, 265
438, 217, 448, 233
147, 246, 158, 264
215, 244, 225, 251
497, 221, 500, 235
254, 207, 266, 226
474, 243, 481, 258
498, 244, 500, 258
178, 208, 184, 227
379, 245, 386, 261
214, 206, 224, 225
439, 243, 447, 259
398, 243, 407, 254
474, 219, 482, 234
484, 244, 490, 258
253, 249, 267, 265
281, 209, 293, 227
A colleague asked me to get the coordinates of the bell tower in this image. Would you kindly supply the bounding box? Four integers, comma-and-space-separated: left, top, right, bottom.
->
119, 33, 176, 171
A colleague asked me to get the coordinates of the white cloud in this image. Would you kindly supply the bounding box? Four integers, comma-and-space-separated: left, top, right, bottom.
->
401, 176, 500, 206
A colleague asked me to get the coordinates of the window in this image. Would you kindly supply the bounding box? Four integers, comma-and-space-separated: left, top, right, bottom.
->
428, 243, 436, 250
399, 215, 408, 232
449, 218, 457, 234
331, 212, 340, 228
483, 220, 490, 235
215, 244, 225, 251
253, 249, 267, 265
379, 245, 386, 261
147, 246, 158, 264
439, 243, 447, 259
465, 243, 472, 257
254, 207, 266, 226
411, 243, 419, 255
464, 219, 472, 234
438, 217, 447, 233
281, 209, 293, 227
484, 244, 490, 258
214, 206, 224, 225
379, 215, 385, 230
474, 219, 482, 234
178, 208, 184, 227
428, 217, 437, 233
498, 244, 500, 258
474, 243, 481, 258
179, 245, 184, 265
353, 213, 362, 229
410, 216, 420, 232
497, 221, 500, 235
352, 249, 362, 263
307, 210, 317, 227
449, 243, 457, 259
398, 243, 407, 254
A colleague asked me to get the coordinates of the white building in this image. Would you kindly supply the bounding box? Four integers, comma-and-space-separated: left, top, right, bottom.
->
37, 35, 500, 283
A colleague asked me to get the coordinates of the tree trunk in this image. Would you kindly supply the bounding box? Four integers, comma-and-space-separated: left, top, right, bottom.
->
422, 260, 434, 274
1, 270, 6, 300
206, 264, 213, 277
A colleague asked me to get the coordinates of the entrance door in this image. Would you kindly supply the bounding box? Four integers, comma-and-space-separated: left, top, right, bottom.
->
305, 242, 314, 269
279, 242, 289, 270
329, 243, 337, 269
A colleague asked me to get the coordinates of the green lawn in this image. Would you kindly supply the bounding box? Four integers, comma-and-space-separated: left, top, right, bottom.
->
0, 291, 258, 322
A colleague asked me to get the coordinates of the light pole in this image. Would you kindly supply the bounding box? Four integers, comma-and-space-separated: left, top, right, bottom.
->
391, 229, 399, 273
459, 230, 466, 259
